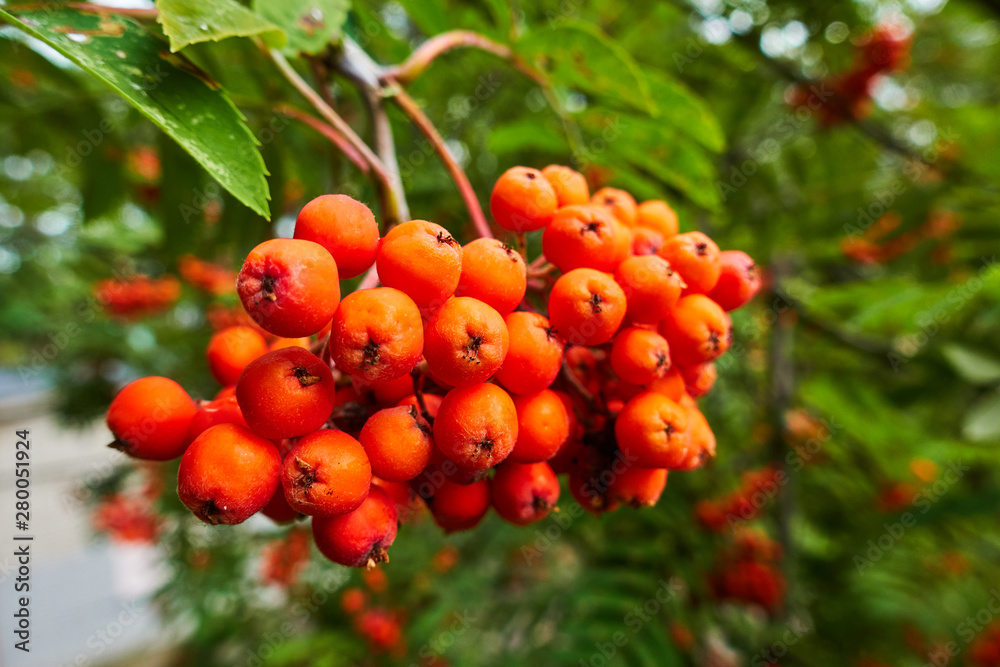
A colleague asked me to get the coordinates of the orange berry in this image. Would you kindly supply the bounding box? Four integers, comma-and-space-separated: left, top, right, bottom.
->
548, 268, 627, 346
281, 430, 372, 517
510, 389, 570, 463
658, 231, 721, 294
106, 376, 197, 461
490, 166, 558, 232
614, 254, 685, 324
541, 164, 589, 206
610, 327, 671, 385
542, 205, 629, 273
178, 423, 281, 524
423, 297, 509, 386
360, 405, 434, 482
708, 250, 761, 311
591, 187, 637, 226
207, 326, 269, 386
631, 226, 664, 256
659, 294, 732, 366
184, 394, 248, 444
681, 362, 717, 398
456, 238, 527, 315
609, 467, 668, 508
376, 220, 461, 308
434, 383, 518, 470
329, 287, 424, 383
615, 392, 689, 469
235, 347, 336, 439
491, 461, 560, 525
635, 200, 679, 237
237, 238, 340, 337
269, 337, 311, 352
425, 479, 491, 533
648, 367, 686, 401
312, 486, 397, 568
294, 194, 380, 279
494, 312, 564, 395
396, 392, 443, 418
674, 404, 716, 471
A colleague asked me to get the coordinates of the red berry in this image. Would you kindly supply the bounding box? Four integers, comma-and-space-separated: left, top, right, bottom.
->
312, 486, 398, 568
425, 479, 491, 533
281, 430, 372, 517
106, 376, 197, 461
491, 461, 560, 525
708, 250, 761, 311
294, 194, 380, 279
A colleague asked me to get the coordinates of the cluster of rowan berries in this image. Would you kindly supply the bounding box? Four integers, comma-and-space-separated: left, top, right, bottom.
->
790, 21, 910, 126
103, 163, 761, 569
94, 275, 180, 317
708, 529, 785, 614
695, 466, 780, 532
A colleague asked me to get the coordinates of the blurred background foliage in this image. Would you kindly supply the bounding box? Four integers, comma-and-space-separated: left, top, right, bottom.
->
2, 0, 1000, 665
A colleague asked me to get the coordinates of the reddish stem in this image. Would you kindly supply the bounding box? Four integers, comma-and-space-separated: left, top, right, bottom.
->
274, 104, 369, 173
388, 84, 492, 239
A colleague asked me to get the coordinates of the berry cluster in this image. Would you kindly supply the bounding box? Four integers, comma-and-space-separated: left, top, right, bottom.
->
103, 165, 761, 569
94, 275, 180, 318
708, 529, 785, 614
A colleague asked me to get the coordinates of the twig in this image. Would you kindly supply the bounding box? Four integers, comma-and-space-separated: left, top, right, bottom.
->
334, 38, 411, 226
560, 358, 598, 409
386, 83, 492, 238
273, 104, 368, 173
384, 30, 542, 86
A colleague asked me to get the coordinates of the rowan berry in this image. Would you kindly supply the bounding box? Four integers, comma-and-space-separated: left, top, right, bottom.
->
492, 461, 560, 525
237, 238, 340, 337
177, 423, 281, 524
294, 194, 380, 279
425, 479, 491, 533
269, 337, 311, 352
659, 294, 732, 366
568, 446, 620, 515
312, 485, 398, 568
635, 200, 679, 238
614, 392, 689, 469
658, 231, 721, 295
376, 220, 461, 307
610, 327, 671, 385
541, 164, 589, 206
397, 392, 443, 418
423, 297, 509, 386
184, 394, 248, 444
434, 383, 518, 470
490, 166, 558, 232
681, 362, 717, 398
261, 486, 301, 524
494, 311, 564, 395
329, 287, 423, 383
456, 238, 527, 315
591, 187, 637, 226
674, 404, 716, 471
648, 367, 686, 402
106, 376, 197, 461
541, 205, 629, 273
708, 250, 761, 311
206, 326, 269, 386
609, 467, 668, 508
510, 389, 570, 463
371, 476, 419, 523
360, 405, 433, 482
630, 226, 664, 256
235, 347, 336, 439
614, 254, 685, 325
281, 430, 372, 517
548, 268, 627, 346
413, 445, 489, 492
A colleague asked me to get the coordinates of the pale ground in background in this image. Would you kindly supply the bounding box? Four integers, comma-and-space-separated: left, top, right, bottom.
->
0, 383, 174, 667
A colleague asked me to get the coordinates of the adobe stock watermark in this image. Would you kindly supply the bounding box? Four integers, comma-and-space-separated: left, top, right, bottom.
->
55, 600, 146, 667
922, 589, 1000, 666
854, 460, 969, 574
750, 617, 811, 667
404, 610, 477, 667
578, 578, 684, 667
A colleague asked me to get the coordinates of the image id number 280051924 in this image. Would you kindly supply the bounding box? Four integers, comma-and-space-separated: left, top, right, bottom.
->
13, 428, 31, 653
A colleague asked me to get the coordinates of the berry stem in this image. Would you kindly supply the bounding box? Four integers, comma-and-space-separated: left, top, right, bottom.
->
560, 358, 598, 409
410, 369, 435, 424
386, 84, 492, 239
383, 30, 542, 86
273, 104, 370, 174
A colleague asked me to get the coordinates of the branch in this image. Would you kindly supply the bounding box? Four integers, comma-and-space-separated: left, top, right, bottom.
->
383, 30, 541, 85
334, 38, 411, 226
386, 83, 492, 238
267, 48, 404, 225
273, 104, 369, 173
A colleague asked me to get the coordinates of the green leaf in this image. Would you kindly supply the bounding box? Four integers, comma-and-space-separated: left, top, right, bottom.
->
963, 389, 1000, 441
942, 344, 1000, 385
487, 119, 568, 155
252, 0, 350, 55
517, 22, 653, 114
155, 0, 286, 52
643, 69, 725, 153
0, 6, 270, 219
